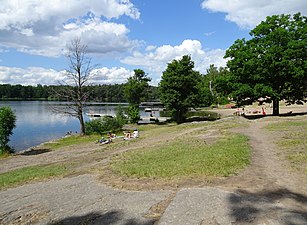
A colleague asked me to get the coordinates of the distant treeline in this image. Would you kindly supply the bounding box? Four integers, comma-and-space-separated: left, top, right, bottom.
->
0, 84, 159, 102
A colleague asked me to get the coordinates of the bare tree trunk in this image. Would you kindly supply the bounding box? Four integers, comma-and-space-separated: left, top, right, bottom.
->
52, 38, 93, 135
78, 113, 85, 135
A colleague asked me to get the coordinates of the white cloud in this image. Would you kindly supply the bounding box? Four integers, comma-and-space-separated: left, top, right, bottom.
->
0, 0, 140, 57
0, 66, 133, 85
0, 66, 65, 85
201, 0, 307, 28
122, 39, 227, 84
91, 67, 133, 84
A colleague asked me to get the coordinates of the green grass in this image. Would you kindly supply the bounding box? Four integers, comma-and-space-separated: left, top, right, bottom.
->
0, 163, 71, 189
43, 134, 100, 149
111, 134, 250, 179
266, 121, 306, 131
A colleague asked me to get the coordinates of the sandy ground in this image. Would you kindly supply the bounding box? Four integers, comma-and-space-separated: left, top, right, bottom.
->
0, 104, 306, 225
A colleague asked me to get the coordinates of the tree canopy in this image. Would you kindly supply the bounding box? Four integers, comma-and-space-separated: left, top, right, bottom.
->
124, 69, 151, 123
124, 69, 151, 106
200, 64, 231, 107
225, 13, 307, 115
159, 55, 202, 123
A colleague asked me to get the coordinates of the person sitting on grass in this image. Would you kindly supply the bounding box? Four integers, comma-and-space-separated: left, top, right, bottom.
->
123, 131, 131, 139
132, 129, 139, 138
107, 132, 116, 139
123, 129, 139, 140
96, 136, 112, 144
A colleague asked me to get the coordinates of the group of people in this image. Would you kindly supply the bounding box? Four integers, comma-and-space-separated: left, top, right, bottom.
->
96, 129, 139, 144
234, 106, 267, 116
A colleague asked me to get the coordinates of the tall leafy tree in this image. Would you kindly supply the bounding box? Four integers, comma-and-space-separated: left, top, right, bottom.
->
200, 64, 230, 107
159, 55, 202, 123
225, 13, 307, 115
124, 69, 151, 123
0, 106, 16, 154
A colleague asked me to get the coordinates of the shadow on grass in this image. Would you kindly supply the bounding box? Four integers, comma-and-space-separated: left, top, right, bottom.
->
243, 111, 307, 120
49, 210, 156, 225
20, 148, 51, 156
228, 188, 307, 224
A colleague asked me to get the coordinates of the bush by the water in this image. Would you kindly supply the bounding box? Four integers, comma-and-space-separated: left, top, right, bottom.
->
127, 105, 140, 124
0, 106, 16, 155
85, 116, 124, 135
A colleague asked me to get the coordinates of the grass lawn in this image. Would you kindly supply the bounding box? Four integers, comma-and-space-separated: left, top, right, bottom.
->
0, 163, 72, 190
42, 134, 101, 149
111, 133, 250, 179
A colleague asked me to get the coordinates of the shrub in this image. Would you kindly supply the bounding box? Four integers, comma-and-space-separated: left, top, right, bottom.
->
85, 116, 124, 135
127, 105, 140, 124
0, 106, 16, 154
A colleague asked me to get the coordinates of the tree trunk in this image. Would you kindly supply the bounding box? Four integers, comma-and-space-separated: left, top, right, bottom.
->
79, 114, 85, 136
272, 98, 279, 116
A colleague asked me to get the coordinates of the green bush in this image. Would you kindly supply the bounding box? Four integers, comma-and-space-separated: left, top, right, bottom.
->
0, 106, 16, 154
127, 105, 140, 124
85, 116, 124, 135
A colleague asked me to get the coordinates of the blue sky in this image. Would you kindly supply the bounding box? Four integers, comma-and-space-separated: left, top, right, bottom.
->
0, 0, 306, 86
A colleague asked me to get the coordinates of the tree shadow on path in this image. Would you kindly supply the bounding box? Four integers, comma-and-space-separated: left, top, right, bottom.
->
228, 188, 307, 225
49, 210, 156, 225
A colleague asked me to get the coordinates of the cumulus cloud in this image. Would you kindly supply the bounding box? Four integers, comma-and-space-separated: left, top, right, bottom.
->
91, 67, 133, 84
0, 66, 133, 85
201, 0, 307, 28
0, 66, 65, 85
121, 39, 227, 84
0, 0, 140, 56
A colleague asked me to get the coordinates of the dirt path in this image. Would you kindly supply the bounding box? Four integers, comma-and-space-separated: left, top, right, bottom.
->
216, 116, 307, 224
1, 106, 307, 225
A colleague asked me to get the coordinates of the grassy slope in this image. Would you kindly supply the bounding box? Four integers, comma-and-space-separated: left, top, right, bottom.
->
266, 119, 307, 174
0, 116, 251, 189
111, 134, 250, 179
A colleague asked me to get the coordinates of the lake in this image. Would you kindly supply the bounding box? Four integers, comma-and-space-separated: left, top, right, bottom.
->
0, 101, 152, 153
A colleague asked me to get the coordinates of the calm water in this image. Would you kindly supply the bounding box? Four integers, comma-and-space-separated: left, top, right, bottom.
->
0, 101, 138, 152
